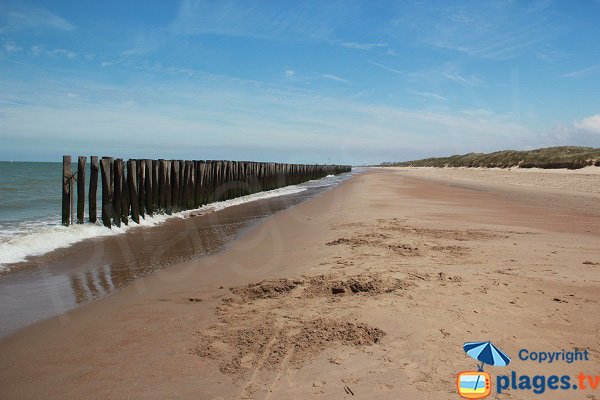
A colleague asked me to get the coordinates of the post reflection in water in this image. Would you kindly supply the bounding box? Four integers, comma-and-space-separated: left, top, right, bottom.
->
0, 180, 342, 338
63, 194, 300, 306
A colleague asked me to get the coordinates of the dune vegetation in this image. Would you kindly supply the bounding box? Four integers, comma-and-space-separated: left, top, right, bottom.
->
382, 146, 600, 169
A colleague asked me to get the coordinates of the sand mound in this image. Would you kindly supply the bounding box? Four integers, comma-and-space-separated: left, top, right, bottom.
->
230, 274, 411, 300
230, 278, 303, 301
193, 316, 384, 376
304, 275, 411, 297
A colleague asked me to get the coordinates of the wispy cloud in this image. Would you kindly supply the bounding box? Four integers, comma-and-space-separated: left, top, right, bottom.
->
47, 48, 77, 59
442, 72, 483, 86
122, 31, 165, 56
3, 40, 22, 53
390, 1, 558, 60
367, 60, 402, 75
562, 64, 600, 79
0, 3, 76, 33
321, 74, 350, 84
338, 41, 387, 50
169, 0, 354, 42
412, 91, 446, 101
21, 43, 78, 59
0, 63, 542, 163
407, 63, 483, 88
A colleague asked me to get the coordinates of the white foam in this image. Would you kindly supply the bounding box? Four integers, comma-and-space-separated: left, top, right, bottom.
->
0, 183, 309, 270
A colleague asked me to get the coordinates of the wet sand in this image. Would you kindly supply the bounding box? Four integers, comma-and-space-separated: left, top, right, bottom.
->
0, 168, 599, 399
0, 182, 339, 338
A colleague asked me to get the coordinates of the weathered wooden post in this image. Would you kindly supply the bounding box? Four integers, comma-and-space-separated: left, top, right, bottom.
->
113, 159, 123, 228
182, 161, 189, 210
185, 160, 194, 209
100, 158, 113, 228
62, 155, 72, 226
207, 161, 214, 203
179, 161, 185, 209
89, 156, 98, 223
138, 160, 145, 218
158, 159, 166, 211
193, 161, 200, 208
145, 159, 153, 216
165, 161, 172, 213
120, 160, 129, 225
152, 160, 159, 212
171, 160, 180, 211
127, 160, 140, 224
76, 156, 86, 224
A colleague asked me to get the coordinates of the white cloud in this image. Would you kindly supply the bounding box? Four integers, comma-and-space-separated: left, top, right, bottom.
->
367, 60, 403, 75
169, 0, 354, 42
0, 68, 542, 164
339, 41, 387, 50
413, 91, 446, 101
30, 45, 43, 56
321, 74, 349, 84
47, 48, 77, 59
573, 114, 600, 134
390, 2, 556, 60
562, 64, 600, 79
0, 3, 76, 33
3, 40, 21, 53
284, 70, 295, 78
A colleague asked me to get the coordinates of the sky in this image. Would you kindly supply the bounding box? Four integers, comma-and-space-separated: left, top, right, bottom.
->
1, 0, 599, 164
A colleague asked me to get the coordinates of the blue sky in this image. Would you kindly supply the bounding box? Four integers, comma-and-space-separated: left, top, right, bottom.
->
1, 0, 599, 164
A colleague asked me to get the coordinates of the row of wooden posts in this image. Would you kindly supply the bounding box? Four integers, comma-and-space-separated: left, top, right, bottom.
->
62, 156, 351, 228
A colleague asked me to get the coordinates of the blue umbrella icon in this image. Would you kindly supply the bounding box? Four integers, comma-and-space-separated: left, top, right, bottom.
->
464, 341, 511, 370
464, 341, 511, 391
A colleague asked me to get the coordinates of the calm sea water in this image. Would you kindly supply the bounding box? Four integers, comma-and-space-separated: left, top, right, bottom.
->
0, 161, 113, 268
0, 161, 63, 237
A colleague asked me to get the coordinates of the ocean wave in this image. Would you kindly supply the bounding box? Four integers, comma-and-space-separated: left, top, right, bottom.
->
0, 184, 310, 269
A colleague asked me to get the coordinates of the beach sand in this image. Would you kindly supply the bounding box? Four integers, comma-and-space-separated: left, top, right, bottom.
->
0, 167, 599, 399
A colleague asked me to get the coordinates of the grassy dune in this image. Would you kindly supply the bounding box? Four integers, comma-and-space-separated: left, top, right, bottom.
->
382, 146, 600, 169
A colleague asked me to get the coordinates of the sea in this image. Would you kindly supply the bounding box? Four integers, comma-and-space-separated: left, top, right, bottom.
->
0, 161, 358, 337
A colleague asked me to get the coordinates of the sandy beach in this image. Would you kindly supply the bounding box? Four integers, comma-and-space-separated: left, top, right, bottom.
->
0, 167, 599, 399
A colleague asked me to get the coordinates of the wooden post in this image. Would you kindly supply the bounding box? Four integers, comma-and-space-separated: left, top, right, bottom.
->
120, 160, 129, 225
193, 161, 200, 208
152, 160, 159, 212
127, 160, 140, 224
145, 160, 153, 216
183, 160, 191, 210
113, 159, 122, 228
165, 161, 172, 213
171, 160, 180, 211
158, 159, 166, 211
197, 161, 205, 206
76, 156, 86, 224
62, 155, 72, 226
138, 160, 145, 218
178, 160, 185, 209
89, 156, 98, 223
100, 158, 112, 228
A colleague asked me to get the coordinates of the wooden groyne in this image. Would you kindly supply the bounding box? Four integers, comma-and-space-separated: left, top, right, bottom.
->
62, 156, 351, 228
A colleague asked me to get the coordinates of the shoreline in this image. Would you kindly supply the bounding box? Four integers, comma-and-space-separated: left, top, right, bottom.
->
0, 168, 598, 399
0, 172, 356, 339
